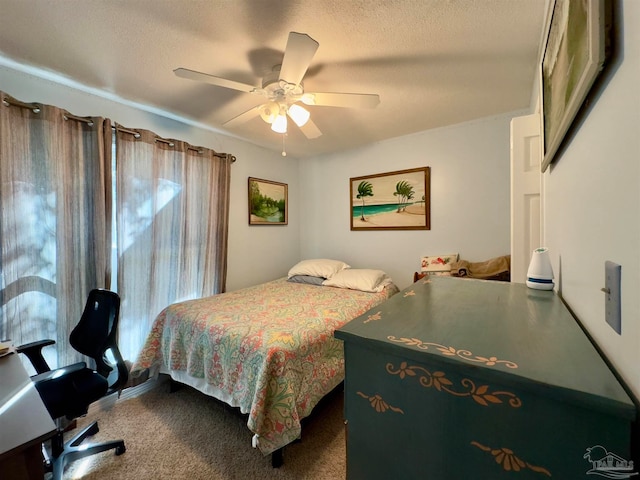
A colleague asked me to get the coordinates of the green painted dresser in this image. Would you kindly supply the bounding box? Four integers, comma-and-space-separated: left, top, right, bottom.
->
334, 276, 636, 479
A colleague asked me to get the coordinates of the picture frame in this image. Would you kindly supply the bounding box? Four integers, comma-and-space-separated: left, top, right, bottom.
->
350, 167, 430, 231
541, 0, 608, 172
248, 177, 288, 225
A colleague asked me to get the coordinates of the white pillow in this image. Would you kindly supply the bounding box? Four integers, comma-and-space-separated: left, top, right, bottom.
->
288, 259, 350, 279
322, 269, 393, 293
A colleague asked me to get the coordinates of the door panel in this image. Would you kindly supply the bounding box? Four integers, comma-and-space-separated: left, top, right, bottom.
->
510, 114, 542, 283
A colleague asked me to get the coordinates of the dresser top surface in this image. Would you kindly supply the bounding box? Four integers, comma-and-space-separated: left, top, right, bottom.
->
335, 276, 635, 418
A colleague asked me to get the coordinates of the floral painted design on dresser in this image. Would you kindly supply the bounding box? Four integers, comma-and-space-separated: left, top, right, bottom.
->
471, 441, 551, 477
356, 392, 404, 414
388, 336, 519, 369
386, 362, 522, 408
363, 311, 383, 324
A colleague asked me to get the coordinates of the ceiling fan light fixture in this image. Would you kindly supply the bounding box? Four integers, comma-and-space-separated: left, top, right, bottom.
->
260, 101, 279, 124
271, 113, 287, 133
175, 32, 377, 142
287, 103, 310, 127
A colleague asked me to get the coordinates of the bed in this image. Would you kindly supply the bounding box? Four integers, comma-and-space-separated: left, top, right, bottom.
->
130, 260, 398, 462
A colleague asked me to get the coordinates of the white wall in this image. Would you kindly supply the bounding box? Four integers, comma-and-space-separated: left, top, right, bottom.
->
543, 0, 640, 399
0, 62, 301, 293
226, 152, 300, 290
299, 112, 521, 290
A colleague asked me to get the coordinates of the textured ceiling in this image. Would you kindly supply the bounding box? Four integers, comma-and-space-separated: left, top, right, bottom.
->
0, 0, 548, 158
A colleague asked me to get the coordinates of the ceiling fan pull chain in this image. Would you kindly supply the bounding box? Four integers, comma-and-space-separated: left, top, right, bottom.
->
282, 134, 287, 157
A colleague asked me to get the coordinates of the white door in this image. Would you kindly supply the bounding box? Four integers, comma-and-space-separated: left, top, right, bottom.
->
510, 113, 542, 283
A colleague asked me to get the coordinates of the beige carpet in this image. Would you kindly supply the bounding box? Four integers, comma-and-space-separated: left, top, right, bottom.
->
61, 379, 346, 479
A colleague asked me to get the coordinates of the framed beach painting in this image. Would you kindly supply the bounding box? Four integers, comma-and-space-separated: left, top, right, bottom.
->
350, 167, 430, 231
541, 0, 608, 172
248, 177, 288, 225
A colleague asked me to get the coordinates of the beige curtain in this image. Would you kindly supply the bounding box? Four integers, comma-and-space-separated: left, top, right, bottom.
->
115, 126, 231, 362
0, 92, 111, 368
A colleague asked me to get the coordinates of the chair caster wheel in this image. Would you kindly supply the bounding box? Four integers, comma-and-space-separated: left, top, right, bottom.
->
116, 445, 126, 455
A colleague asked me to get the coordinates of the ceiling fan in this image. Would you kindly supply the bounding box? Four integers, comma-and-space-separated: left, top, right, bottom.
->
174, 32, 380, 139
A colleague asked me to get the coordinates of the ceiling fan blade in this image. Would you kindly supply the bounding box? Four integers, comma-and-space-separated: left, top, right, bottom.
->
279, 32, 319, 86
298, 118, 322, 139
174, 67, 257, 93
302, 92, 380, 109
223, 105, 261, 127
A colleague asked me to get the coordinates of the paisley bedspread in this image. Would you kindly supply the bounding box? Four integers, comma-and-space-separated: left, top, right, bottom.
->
131, 277, 398, 455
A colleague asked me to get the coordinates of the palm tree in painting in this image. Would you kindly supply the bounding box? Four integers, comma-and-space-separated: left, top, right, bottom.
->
393, 180, 415, 212
356, 181, 374, 221
406, 190, 415, 208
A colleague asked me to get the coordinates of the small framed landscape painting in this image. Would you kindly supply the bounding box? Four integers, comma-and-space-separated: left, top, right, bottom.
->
350, 167, 430, 231
248, 177, 288, 225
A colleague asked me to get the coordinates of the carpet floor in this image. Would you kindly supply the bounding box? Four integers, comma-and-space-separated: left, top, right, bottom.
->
60, 379, 346, 479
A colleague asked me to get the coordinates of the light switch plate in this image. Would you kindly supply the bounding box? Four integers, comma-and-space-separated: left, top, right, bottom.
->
605, 261, 621, 334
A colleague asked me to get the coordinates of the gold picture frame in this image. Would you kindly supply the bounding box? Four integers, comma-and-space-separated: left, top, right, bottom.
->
541, 0, 609, 172
350, 167, 430, 231
248, 177, 288, 225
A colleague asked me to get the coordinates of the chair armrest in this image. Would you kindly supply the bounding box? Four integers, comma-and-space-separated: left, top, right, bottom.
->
32, 361, 87, 384
16, 339, 55, 374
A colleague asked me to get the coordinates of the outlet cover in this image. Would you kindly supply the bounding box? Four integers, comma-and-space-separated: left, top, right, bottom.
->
605, 261, 621, 334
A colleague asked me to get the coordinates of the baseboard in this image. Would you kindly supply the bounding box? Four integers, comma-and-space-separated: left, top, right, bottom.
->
88, 375, 168, 416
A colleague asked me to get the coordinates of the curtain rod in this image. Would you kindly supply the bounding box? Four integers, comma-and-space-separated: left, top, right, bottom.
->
114, 125, 141, 138
3, 99, 93, 128
0, 102, 236, 163
64, 112, 94, 126
113, 124, 235, 162
2, 96, 42, 113
2, 99, 97, 129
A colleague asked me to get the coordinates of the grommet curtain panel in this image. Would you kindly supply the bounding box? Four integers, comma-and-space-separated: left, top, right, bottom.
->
0, 92, 112, 369
0, 92, 232, 370
114, 126, 231, 361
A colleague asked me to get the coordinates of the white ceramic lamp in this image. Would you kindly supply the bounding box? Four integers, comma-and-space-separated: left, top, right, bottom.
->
526, 247, 554, 290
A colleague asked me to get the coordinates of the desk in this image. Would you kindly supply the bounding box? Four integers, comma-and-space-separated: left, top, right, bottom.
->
0, 352, 56, 480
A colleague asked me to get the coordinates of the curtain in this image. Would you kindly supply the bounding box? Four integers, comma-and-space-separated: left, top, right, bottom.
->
0, 92, 111, 369
115, 126, 231, 362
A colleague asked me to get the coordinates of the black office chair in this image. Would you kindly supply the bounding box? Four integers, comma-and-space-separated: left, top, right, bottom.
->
17, 289, 128, 480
